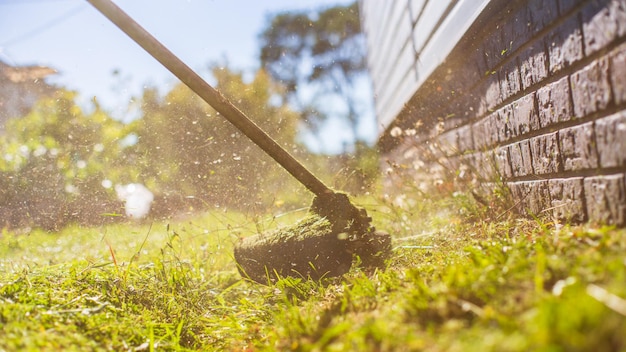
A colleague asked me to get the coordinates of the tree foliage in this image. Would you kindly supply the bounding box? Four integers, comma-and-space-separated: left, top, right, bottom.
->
0, 90, 128, 230
0, 65, 313, 230
126, 66, 305, 213
259, 2, 370, 150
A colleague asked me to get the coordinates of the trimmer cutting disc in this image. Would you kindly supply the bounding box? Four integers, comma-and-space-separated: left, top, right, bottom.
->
235, 216, 352, 283
235, 194, 391, 284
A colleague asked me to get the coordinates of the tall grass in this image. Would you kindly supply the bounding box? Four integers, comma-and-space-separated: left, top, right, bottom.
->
1, 179, 625, 350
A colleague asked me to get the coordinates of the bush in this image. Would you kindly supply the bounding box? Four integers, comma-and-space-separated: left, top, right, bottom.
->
0, 90, 127, 230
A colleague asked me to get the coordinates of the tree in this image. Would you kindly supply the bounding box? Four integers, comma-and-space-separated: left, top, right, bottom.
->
259, 2, 371, 153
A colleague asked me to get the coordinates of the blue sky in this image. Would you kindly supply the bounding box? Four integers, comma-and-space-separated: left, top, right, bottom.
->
0, 0, 373, 153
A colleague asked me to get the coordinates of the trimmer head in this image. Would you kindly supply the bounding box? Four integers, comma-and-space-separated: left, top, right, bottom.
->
234, 193, 391, 284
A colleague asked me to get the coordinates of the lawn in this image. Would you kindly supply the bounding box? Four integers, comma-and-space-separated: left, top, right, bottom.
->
1, 191, 625, 351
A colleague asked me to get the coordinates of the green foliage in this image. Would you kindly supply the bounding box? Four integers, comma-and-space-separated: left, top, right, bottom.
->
0, 90, 128, 230
259, 1, 371, 148
0, 65, 320, 230
260, 2, 364, 91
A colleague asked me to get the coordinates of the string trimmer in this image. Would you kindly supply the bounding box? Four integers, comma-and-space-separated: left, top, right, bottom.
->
87, 0, 391, 284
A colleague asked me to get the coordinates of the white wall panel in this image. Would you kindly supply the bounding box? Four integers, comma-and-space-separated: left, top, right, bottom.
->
408, 0, 426, 24
412, 0, 453, 53
360, 0, 493, 133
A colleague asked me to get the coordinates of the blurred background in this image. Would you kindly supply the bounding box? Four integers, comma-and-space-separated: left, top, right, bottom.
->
0, 0, 380, 231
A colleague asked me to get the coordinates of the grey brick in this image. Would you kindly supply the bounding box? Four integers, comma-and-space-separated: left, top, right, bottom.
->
437, 130, 458, 157
474, 150, 497, 181
501, 3, 533, 56
595, 111, 626, 167
546, 15, 584, 73
581, 0, 626, 56
442, 115, 462, 131
447, 56, 481, 94
528, 0, 560, 34
486, 112, 501, 147
530, 132, 561, 174
472, 50, 489, 83
512, 92, 540, 135
610, 42, 626, 105
483, 28, 505, 71
537, 76, 573, 128
464, 91, 483, 120
495, 146, 512, 179
559, 0, 584, 15
509, 141, 534, 177
476, 93, 489, 119
457, 125, 474, 152
509, 180, 551, 217
570, 57, 612, 118
485, 73, 502, 110
507, 182, 524, 206
499, 60, 522, 101
584, 174, 626, 226
559, 122, 599, 171
472, 118, 489, 150
549, 178, 586, 223
450, 93, 474, 121
496, 105, 515, 142
519, 42, 549, 90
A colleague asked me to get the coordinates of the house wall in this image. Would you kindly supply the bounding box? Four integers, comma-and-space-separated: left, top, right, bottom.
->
359, 0, 493, 130
361, 0, 626, 226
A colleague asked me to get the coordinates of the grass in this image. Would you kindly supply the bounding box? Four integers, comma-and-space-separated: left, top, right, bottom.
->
1, 190, 625, 351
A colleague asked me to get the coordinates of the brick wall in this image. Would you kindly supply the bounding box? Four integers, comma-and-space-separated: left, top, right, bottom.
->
379, 0, 626, 226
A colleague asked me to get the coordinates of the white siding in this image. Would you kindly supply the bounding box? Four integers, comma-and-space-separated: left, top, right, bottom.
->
360, 0, 493, 132
412, 1, 452, 53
